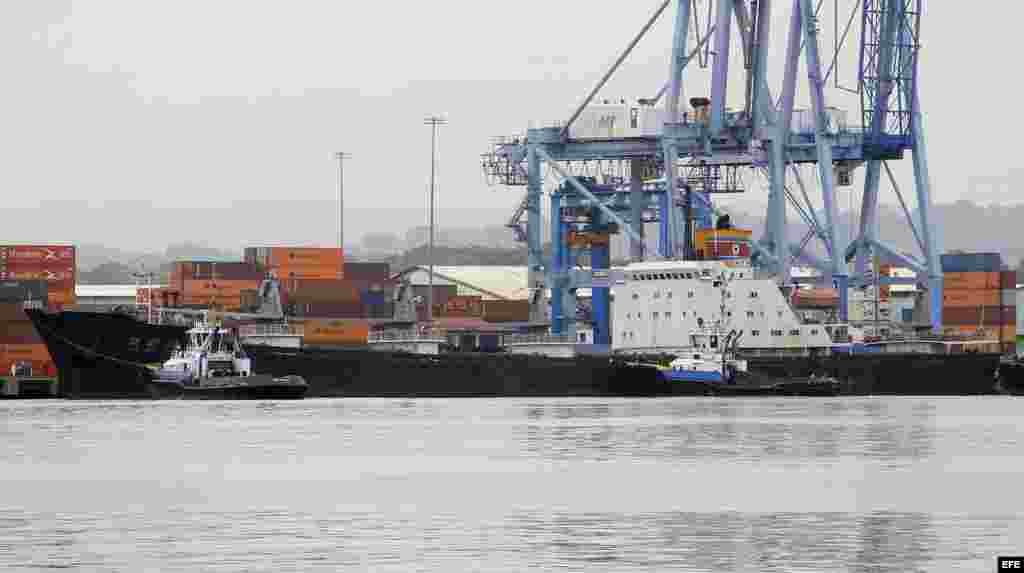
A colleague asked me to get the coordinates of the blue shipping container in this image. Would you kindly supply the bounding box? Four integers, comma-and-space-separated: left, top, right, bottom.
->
360, 291, 388, 306
940, 253, 1002, 273
901, 308, 914, 323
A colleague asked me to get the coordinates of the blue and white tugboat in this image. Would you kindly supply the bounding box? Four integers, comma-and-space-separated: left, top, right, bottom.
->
154, 320, 307, 399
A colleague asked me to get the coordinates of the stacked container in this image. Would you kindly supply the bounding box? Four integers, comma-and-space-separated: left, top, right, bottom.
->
0, 245, 76, 309
694, 228, 753, 260
0, 294, 55, 376
481, 300, 530, 323
244, 247, 344, 280
169, 261, 262, 312
940, 253, 1016, 352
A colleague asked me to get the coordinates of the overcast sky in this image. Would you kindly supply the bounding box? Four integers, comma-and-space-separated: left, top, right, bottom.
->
1, 1, 1020, 252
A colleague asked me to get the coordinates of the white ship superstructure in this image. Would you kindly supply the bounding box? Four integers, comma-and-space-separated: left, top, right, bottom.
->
613, 260, 842, 354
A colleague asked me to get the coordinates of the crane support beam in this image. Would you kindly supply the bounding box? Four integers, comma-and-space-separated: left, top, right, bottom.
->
709, 0, 734, 134
536, 147, 644, 244
799, 0, 847, 318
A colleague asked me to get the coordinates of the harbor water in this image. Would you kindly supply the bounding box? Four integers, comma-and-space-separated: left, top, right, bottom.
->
1, 397, 1022, 571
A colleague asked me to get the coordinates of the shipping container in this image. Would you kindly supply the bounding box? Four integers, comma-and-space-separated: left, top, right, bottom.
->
344, 262, 390, 282
0, 303, 31, 322
0, 342, 50, 362
182, 279, 261, 298
292, 301, 365, 319
240, 289, 261, 311
1001, 271, 1018, 290
175, 261, 262, 281
0, 269, 74, 282
440, 295, 483, 318
272, 265, 343, 280
943, 306, 1017, 326
942, 289, 1001, 308
283, 279, 362, 304
266, 247, 343, 269
302, 318, 369, 346
47, 290, 77, 306
482, 299, 530, 323
940, 252, 1002, 273
942, 271, 999, 291
0, 280, 48, 303
0, 245, 75, 264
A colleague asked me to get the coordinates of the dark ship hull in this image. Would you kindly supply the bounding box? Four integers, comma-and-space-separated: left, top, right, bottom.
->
742, 353, 1002, 395
26, 308, 1004, 398
25, 309, 309, 400
26, 308, 189, 399
26, 309, 681, 398
242, 345, 675, 398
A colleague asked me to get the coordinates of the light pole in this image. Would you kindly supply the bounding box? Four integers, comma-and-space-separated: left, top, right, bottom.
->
424, 116, 447, 322
334, 151, 350, 279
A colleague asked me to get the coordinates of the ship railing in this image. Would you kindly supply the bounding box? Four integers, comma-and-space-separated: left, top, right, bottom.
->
504, 333, 574, 345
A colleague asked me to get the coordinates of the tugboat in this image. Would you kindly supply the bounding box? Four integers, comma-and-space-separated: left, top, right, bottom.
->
653, 272, 844, 397
153, 321, 308, 399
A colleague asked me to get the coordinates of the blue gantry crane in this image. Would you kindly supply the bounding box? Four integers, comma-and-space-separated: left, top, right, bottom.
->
481, 0, 939, 343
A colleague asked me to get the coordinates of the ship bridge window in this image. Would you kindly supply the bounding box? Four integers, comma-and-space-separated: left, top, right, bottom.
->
789, 329, 800, 336
811, 329, 819, 335
632, 293, 639, 300
713, 280, 722, 288
681, 311, 687, 317
630, 107, 639, 128
686, 273, 694, 279
652, 312, 659, 319
778, 311, 784, 318
727, 311, 733, 317
746, 311, 755, 318
653, 291, 661, 299
127, 337, 141, 352
771, 329, 783, 336
688, 291, 695, 299
749, 291, 759, 298
664, 312, 672, 320
752, 330, 761, 336
710, 336, 718, 348
667, 291, 673, 299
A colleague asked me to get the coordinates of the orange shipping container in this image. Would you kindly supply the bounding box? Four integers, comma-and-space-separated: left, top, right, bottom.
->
182, 279, 261, 298
943, 271, 998, 290
273, 265, 343, 280
302, 318, 369, 346
48, 290, 77, 306
943, 289, 1000, 308
0, 343, 51, 363
267, 248, 343, 270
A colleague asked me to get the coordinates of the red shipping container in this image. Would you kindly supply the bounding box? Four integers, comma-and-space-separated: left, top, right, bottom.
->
0, 245, 75, 264
0, 269, 74, 283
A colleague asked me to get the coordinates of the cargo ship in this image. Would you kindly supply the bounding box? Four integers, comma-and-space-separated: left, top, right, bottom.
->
21, 244, 1011, 398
